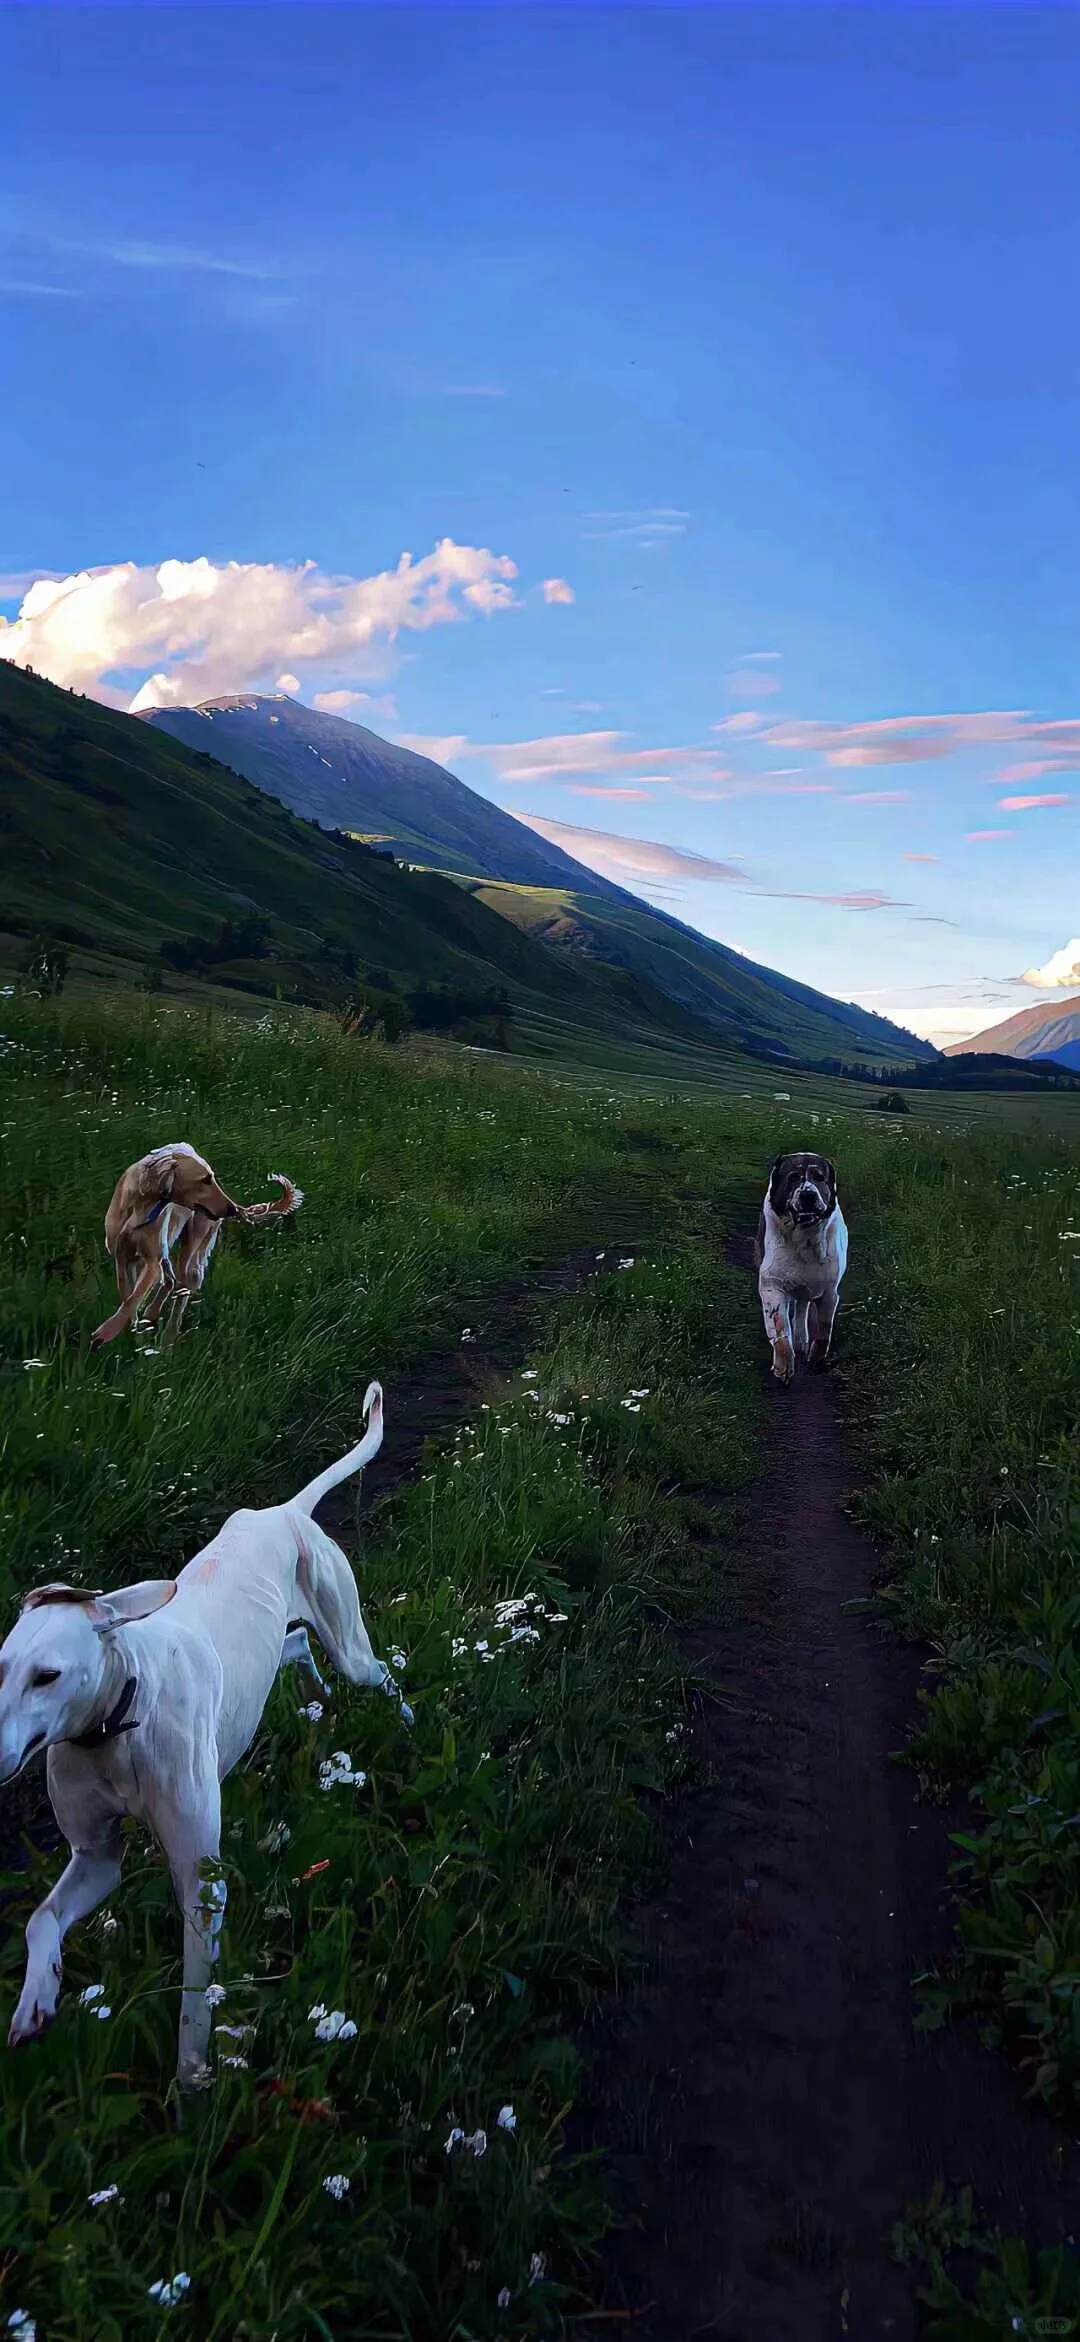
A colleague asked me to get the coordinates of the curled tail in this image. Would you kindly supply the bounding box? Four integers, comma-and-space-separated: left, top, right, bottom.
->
292, 1382, 384, 1515
240, 1171, 305, 1224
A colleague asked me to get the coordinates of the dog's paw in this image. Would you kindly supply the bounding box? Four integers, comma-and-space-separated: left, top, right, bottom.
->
771, 1346, 795, 1386
9, 1985, 58, 2046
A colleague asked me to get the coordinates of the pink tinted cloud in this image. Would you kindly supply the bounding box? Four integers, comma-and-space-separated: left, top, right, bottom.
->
997, 793, 1071, 811
844, 789, 911, 804
966, 828, 1014, 842
567, 785, 651, 800
902, 852, 938, 863
765, 711, 1080, 770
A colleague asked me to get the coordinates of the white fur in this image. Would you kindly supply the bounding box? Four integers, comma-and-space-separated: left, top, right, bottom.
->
757, 1188, 848, 1385
0, 1383, 407, 2088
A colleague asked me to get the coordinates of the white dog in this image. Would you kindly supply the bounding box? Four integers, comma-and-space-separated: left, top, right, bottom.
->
755, 1150, 848, 1385
0, 1383, 408, 2089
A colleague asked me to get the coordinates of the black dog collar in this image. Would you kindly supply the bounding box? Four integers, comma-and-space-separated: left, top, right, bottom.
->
69, 1675, 139, 1750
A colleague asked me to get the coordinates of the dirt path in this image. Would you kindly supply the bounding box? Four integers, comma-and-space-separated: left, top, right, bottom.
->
582, 1254, 1080, 2340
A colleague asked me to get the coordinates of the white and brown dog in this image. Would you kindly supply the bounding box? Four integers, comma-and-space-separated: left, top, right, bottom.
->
91, 1143, 303, 1350
755, 1150, 848, 1385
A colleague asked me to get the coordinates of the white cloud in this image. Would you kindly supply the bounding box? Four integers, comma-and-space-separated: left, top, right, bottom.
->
0, 544, 520, 711
542, 578, 575, 605
393, 733, 471, 769
1021, 937, 1080, 990
313, 689, 373, 715
276, 672, 300, 693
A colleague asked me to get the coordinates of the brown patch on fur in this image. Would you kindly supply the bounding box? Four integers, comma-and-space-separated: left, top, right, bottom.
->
21, 1583, 102, 1613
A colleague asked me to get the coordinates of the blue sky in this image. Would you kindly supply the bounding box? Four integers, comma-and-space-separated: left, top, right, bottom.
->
3, 2, 1079, 1044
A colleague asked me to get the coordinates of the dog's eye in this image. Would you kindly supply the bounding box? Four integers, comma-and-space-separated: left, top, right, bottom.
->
31, 1668, 60, 1689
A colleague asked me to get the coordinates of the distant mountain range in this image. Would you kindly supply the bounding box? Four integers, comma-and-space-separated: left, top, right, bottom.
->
145, 692, 933, 1069
944, 994, 1080, 1074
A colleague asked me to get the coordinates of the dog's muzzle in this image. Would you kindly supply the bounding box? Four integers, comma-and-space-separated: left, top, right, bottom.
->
792, 1185, 827, 1223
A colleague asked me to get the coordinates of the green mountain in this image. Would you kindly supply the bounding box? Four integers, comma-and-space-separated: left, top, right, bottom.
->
144, 691, 932, 1069
0, 663, 631, 1036
145, 693, 627, 897
466, 878, 934, 1070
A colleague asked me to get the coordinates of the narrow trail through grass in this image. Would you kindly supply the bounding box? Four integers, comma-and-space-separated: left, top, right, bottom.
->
580, 1258, 1080, 2341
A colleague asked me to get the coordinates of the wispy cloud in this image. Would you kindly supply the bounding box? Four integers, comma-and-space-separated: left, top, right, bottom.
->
541, 578, 575, 605
514, 813, 745, 888
567, 785, 651, 800
513, 812, 904, 915
0, 277, 80, 300
844, 789, 911, 804
56, 235, 276, 281
0, 546, 520, 710
997, 792, 1071, 811
902, 852, 939, 863
763, 710, 1080, 771
966, 829, 1014, 842
578, 508, 689, 547
727, 650, 783, 701
452, 727, 731, 788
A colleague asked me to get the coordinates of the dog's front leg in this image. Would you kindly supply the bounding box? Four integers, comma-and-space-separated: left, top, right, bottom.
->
810, 1285, 839, 1368
159, 1787, 224, 2090
9, 1831, 123, 2047
759, 1280, 795, 1385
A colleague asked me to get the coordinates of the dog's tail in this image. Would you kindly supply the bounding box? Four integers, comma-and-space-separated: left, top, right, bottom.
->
240, 1172, 306, 1223
292, 1382, 384, 1515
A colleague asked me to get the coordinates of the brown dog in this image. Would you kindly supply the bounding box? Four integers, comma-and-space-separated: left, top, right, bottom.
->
91, 1143, 303, 1349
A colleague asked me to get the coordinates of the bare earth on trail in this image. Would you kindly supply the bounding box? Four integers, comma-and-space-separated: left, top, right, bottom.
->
583, 1242, 1080, 2341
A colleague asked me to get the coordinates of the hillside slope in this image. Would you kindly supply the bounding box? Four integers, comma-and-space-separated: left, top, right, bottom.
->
145, 694, 627, 899
469, 879, 936, 1069
944, 994, 1080, 1074
144, 693, 931, 1068
0, 665, 635, 1033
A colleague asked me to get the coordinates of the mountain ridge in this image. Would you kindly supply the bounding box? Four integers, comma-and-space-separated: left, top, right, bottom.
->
944, 992, 1080, 1075
144, 692, 934, 1067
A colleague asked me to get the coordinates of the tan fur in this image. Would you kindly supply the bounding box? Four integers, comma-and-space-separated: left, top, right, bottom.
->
91, 1147, 303, 1350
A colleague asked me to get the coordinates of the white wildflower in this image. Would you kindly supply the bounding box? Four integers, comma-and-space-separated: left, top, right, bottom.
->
204, 1983, 227, 2008
7, 2313, 35, 2340
147, 2273, 190, 2309
444, 2125, 466, 2154
521, 1367, 539, 1379
258, 1822, 291, 1853
390, 1649, 406, 1671
621, 1400, 641, 1413
319, 1751, 366, 1790
22, 1360, 45, 1373
498, 2287, 512, 2310
529, 2252, 547, 2285
299, 1700, 324, 1721
496, 2104, 516, 2133
323, 2173, 350, 2200
88, 2184, 122, 2208
79, 1983, 105, 2006
313, 2008, 357, 2042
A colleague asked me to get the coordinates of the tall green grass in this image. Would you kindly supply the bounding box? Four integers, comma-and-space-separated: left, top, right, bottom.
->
0, 995, 763, 2338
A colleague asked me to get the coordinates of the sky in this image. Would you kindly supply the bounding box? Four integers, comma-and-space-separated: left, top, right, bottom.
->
2, 2, 1080, 1046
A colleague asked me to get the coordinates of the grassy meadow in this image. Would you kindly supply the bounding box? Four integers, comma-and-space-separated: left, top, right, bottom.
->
0, 989, 1077, 2335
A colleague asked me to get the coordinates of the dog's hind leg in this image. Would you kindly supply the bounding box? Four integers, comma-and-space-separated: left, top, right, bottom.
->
280, 1624, 328, 1696
157, 1781, 225, 2090
294, 1519, 413, 1726
9, 1826, 124, 2045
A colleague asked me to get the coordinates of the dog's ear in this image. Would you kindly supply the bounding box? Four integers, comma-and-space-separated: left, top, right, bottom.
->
132, 1150, 176, 1205
89, 1580, 177, 1634
22, 1582, 104, 1614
